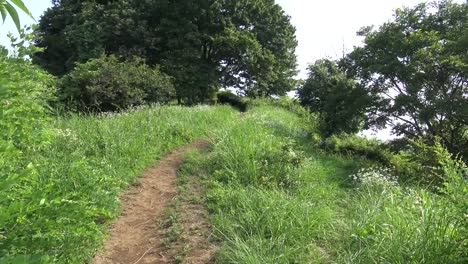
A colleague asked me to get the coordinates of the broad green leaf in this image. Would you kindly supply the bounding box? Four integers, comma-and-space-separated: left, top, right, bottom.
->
4, 2, 20, 32
0, 4, 7, 23
9, 0, 33, 19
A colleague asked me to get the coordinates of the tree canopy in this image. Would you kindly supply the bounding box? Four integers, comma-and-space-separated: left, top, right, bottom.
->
34, 0, 298, 103
342, 0, 467, 157
298, 59, 371, 137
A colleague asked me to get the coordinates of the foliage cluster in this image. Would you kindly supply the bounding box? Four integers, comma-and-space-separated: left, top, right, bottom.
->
0, 0, 33, 32
298, 0, 467, 161
321, 133, 467, 187
343, 0, 468, 159
58, 55, 175, 112
34, 0, 298, 103
298, 59, 371, 137
216, 90, 248, 112
0, 47, 56, 263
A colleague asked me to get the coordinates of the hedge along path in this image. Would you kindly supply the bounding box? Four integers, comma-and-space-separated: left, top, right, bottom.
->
92, 140, 211, 264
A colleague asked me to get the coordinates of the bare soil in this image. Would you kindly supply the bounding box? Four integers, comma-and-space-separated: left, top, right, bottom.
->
92, 140, 212, 264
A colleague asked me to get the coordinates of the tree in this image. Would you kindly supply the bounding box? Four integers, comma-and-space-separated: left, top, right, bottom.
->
298, 59, 371, 137
33, 0, 298, 103
214, 0, 298, 97
343, 0, 467, 157
0, 0, 32, 32
34, 0, 145, 76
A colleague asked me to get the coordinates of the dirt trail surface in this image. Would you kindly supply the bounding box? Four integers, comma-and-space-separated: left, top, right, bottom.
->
92, 140, 210, 264
162, 169, 218, 264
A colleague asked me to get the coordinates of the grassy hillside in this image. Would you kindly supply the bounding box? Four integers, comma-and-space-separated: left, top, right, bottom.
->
0, 105, 238, 263
180, 104, 467, 263
1, 102, 466, 263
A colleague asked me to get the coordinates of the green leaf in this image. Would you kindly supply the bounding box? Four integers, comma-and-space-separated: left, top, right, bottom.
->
4, 2, 20, 32
0, 4, 7, 23
9, 0, 33, 19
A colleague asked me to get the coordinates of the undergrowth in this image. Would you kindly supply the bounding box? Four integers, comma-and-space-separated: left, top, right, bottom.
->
196, 103, 467, 263
2, 89, 465, 263
0, 105, 237, 263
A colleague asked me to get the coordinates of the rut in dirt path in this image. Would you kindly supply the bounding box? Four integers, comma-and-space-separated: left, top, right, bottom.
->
92, 140, 211, 264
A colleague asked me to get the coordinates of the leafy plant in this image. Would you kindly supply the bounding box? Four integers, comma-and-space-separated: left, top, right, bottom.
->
0, 0, 33, 32
216, 90, 248, 112
298, 59, 371, 137
58, 55, 175, 112
0, 46, 55, 261
34, 0, 298, 101
343, 0, 468, 158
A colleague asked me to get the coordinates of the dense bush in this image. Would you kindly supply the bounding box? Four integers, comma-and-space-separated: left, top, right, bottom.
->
298, 59, 370, 137
216, 90, 248, 112
321, 133, 467, 187
0, 47, 55, 263
388, 139, 466, 187
321, 134, 391, 164
58, 55, 175, 112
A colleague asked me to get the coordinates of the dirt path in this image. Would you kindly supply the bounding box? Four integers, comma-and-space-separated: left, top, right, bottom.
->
92, 140, 211, 264
161, 163, 218, 264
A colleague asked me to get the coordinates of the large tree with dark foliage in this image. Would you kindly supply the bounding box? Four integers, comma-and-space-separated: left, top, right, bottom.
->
342, 0, 467, 157
34, 0, 297, 103
298, 59, 371, 137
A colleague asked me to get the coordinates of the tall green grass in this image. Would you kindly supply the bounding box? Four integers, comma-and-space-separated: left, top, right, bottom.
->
196, 103, 467, 263
339, 158, 467, 263
2, 99, 465, 263
0, 105, 237, 263
201, 105, 360, 263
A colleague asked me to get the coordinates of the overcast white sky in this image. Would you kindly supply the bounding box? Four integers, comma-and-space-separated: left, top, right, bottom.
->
274, 0, 446, 78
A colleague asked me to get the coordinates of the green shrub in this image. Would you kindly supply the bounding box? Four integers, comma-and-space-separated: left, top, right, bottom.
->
321, 134, 465, 187
343, 152, 467, 263
58, 55, 175, 112
389, 139, 467, 187
0, 47, 55, 262
216, 90, 248, 112
321, 134, 391, 164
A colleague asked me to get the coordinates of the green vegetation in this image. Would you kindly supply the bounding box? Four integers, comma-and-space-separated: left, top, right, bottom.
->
179, 103, 467, 263
0, 63, 238, 263
1, 55, 466, 261
1, 0, 466, 263
298, 59, 370, 137
216, 90, 248, 112
58, 55, 175, 112
299, 0, 467, 161
0, 0, 33, 32
34, 0, 298, 101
